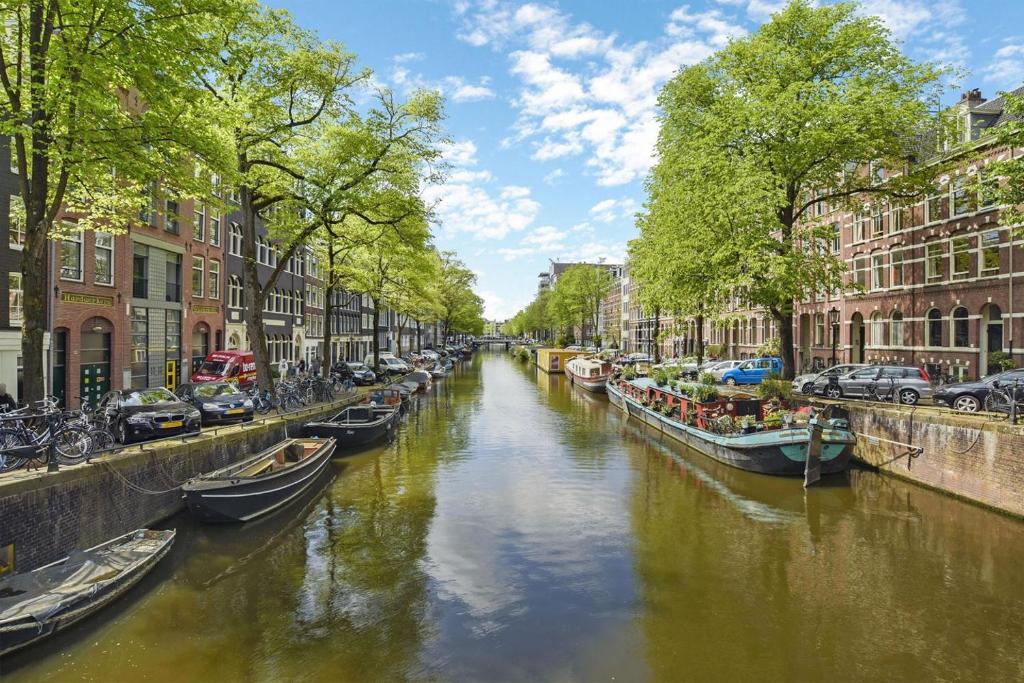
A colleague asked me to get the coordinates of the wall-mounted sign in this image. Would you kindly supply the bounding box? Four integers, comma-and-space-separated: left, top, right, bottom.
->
60, 292, 114, 306
193, 305, 220, 314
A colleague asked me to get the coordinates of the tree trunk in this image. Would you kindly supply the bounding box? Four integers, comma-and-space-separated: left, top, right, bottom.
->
396, 315, 406, 357
240, 184, 273, 390
653, 307, 661, 364
371, 299, 381, 369
416, 320, 422, 352
776, 308, 796, 380
322, 282, 334, 367
696, 314, 705, 367
20, 239, 47, 404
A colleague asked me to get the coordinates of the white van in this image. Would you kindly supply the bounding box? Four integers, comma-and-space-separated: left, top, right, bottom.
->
363, 352, 410, 375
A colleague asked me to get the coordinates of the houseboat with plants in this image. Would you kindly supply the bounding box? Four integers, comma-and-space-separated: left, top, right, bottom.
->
606, 373, 855, 477
565, 356, 613, 393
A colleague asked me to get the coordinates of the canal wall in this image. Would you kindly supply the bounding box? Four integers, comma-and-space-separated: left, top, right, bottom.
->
0, 395, 364, 573
806, 398, 1024, 518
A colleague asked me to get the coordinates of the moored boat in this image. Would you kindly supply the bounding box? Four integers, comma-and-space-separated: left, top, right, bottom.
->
302, 405, 399, 449
364, 386, 407, 412
565, 356, 612, 393
0, 529, 175, 656
607, 378, 854, 477
407, 370, 432, 392
183, 438, 336, 522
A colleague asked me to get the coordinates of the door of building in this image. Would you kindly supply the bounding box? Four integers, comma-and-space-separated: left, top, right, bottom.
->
53, 329, 68, 407
80, 321, 112, 409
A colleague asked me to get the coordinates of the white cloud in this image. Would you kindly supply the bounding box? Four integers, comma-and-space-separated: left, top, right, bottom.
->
521, 224, 567, 249
444, 76, 496, 102
426, 138, 540, 241
856, 0, 968, 69
564, 240, 627, 263
393, 51, 425, 63
542, 168, 564, 184
589, 197, 637, 223
668, 6, 748, 47
982, 43, 1024, 86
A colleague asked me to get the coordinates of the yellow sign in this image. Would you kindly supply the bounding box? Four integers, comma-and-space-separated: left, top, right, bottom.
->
193, 305, 220, 314
60, 292, 114, 306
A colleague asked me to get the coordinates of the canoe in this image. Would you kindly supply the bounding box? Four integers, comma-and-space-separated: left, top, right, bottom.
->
301, 405, 399, 450
182, 438, 336, 523
607, 379, 854, 477
0, 529, 175, 656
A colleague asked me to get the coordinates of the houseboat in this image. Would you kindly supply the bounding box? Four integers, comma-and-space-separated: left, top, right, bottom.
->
565, 356, 612, 393
607, 377, 854, 477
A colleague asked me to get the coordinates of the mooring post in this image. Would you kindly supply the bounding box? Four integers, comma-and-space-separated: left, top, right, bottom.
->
46, 412, 59, 473
804, 413, 822, 488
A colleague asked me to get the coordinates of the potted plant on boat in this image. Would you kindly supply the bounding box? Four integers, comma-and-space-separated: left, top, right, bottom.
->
692, 384, 726, 429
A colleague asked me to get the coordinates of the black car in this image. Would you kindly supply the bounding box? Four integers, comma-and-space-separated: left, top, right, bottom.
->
175, 381, 254, 425
345, 362, 377, 386
97, 387, 202, 444
933, 369, 1024, 412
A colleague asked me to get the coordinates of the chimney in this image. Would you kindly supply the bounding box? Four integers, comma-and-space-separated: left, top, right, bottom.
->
960, 89, 984, 107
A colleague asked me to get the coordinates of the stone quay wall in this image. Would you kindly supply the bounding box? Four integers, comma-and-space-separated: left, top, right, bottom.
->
0, 395, 363, 573
806, 398, 1024, 518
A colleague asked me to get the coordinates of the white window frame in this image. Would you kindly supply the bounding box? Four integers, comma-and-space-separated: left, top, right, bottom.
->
229, 222, 242, 256
8, 195, 24, 249
193, 204, 205, 242
980, 230, 1000, 277
8, 272, 23, 324
94, 232, 114, 286
209, 212, 220, 247
951, 236, 971, 280
192, 256, 205, 297
60, 230, 84, 282
208, 260, 220, 300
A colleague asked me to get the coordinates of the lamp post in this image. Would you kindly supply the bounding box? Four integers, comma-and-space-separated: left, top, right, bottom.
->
829, 307, 840, 367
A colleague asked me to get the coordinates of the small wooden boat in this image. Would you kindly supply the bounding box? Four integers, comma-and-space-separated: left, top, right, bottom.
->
407, 370, 432, 391
302, 405, 399, 450
182, 438, 336, 523
363, 387, 407, 412
0, 529, 175, 656
565, 356, 612, 393
607, 378, 854, 477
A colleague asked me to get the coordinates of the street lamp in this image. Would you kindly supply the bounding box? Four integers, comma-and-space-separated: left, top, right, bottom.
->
829, 307, 840, 367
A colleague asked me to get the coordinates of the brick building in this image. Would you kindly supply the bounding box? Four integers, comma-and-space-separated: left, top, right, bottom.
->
0, 142, 26, 400
650, 86, 1023, 380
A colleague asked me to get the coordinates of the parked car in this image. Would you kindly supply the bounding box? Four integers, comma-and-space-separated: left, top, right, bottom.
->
812, 365, 931, 405
96, 387, 202, 444
175, 381, 254, 426
707, 360, 743, 382
933, 368, 1024, 412
791, 364, 869, 395
191, 350, 257, 388
345, 362, 377, 386
721, 357, 783, 386
377, 357, 410, 377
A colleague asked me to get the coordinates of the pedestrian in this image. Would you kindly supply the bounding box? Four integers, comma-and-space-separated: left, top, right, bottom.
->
312, 356, 321, 377
0, 383, 16, 412
278, 357, 288, 378
298, 358, 307, 375
288, 362, 298, 379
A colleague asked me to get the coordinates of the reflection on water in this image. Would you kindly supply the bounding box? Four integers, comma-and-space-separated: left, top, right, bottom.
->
5, 354, 1023, 682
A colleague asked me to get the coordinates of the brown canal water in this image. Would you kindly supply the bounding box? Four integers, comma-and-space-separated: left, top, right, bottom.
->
4, 352, 1024, 682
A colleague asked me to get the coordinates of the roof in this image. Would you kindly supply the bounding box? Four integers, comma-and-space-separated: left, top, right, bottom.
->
972, 85, 1023, 128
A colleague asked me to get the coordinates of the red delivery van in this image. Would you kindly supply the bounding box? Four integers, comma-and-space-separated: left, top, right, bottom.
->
191, 350, 257, 388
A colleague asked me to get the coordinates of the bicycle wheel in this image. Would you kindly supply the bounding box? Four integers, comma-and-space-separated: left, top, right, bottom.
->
0, 428, 30, 472
984, 391, 1010, 413
88, 428, 116, 455
54, 427, 92, 465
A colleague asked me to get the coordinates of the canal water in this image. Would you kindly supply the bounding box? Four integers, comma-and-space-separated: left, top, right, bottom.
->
5, 353, 1024, 681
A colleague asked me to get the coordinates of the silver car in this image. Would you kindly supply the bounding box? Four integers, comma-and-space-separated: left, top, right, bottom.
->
792, 364, 868, 394
812, 365, 932, 405
707, 360, 743, 382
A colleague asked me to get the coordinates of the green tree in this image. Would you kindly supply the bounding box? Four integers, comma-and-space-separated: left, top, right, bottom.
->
0, 0, 234, 401
548, 264, 615, 346
434, 251, 483, 343
648, 0, 945, 378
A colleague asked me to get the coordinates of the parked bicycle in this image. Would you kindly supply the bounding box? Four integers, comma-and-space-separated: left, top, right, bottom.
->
983, 378, 1024, 418
0, 398, 93, 471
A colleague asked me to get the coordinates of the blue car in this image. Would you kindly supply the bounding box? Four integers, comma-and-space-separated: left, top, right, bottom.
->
721, 357, 783, 385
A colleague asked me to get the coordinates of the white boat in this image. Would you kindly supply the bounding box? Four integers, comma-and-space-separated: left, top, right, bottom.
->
565, 356, 613, 393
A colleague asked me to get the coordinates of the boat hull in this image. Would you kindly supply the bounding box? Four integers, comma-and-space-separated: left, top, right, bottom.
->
301, 410, 399, 449
607, 381, 853, 476
0, 529, 175, 657
183, 441, 336, 523
565, 366, 609, 393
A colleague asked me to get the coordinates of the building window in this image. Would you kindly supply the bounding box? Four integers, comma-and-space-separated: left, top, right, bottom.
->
951, 175, 976, 216
60, 231, 83, 281
926, 308, 943, 347
926, 183, 947, 223
208, 260, 220, 299
130, 307, 148, 389
211, 174, 222, 198
165, 197, 180, 234
890, 250, 904, 287
8, 273, 22, 324
981, 231, 1000, 276
853, 215, 865, 243
870, 312, 884, 346
209, 213, 221, 247
890, 206, 904, 233
166, 309, 181, 366
193, 205, 205, 241
853, 254, 868, 288
94, 232, 114, 285
979, 172, 999, 209
191, 256, 204, 297
925, 242, 944, 282
951, 236, 971, 280
871, 209, 883, 238
139, 183, 155, 225
890, 311, 904, 347
830, 222, 841, 253
953, 307, 969, 347
814, 313, 825, 346
133, 244, 148, 298
166, 254, 182, 302
229, 222, 242, 256
8, 195, 24, 248
871, 252, 885, 290
870, 162, 886, 185
228, 275, 242, 308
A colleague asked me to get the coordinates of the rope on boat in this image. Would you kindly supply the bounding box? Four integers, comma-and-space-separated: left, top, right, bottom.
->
96, 460, 185, 496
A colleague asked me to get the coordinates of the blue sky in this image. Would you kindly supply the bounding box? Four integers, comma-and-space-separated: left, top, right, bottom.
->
272, 0, 1024, 320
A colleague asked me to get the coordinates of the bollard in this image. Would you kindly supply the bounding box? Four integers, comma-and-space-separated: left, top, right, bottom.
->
46, 412, 59, 473
1011, 379, 1020, 426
